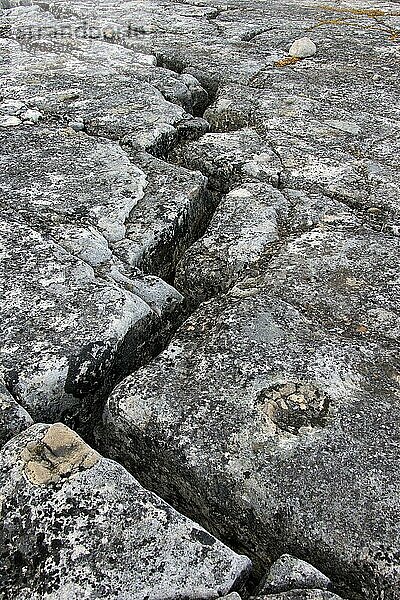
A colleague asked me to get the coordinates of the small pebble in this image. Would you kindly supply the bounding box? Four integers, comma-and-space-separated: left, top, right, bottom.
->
0, 115, 22, 127
289, 37, 317, 58
21, 109, 42, 123
69, 120, 85, 132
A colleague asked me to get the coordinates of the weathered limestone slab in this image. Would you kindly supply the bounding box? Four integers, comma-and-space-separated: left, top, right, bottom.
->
171, 129, 282, 192
175, 183, 290, 306
262, 227, 400, 344
0, 423, 251, 599
174, 183, 360, 306
0, 125, 185, 423
104, 288, 400, 599
0, 212, 160, 422
0, 33, 189, 153
113, 151, 209, 281
0, 379, 33, 448
0, 125, 146, 257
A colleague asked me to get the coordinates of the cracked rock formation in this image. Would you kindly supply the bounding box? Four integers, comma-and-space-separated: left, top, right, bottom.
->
0, 379, 33, 448
1, 0, 400, 597
104, 287, 400, 598
0, 423, 250, 599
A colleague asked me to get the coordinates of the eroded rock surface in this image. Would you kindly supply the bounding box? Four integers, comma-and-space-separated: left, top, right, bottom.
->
104, 288, 400, 598
254, 592, 343, 600
0, 211, 171, 422
0, 423, 250, 599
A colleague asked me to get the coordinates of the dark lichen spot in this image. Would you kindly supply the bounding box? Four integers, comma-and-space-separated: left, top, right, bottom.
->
190, 528, 216, 546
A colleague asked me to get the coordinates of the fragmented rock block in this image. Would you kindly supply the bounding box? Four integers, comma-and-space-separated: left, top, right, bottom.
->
257, 554, 331, 594
175, 183, 289, 306
0, 213, 179, 422
0, 423, 251, 599
171, 129, 282, 192
174, 183, 361, 307
0, 379, 33, 448
113, 152, 210, 281
1, 34, 187, 152
104, 290, 400, 599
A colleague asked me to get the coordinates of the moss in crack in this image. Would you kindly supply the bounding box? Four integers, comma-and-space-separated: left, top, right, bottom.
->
318, 5, 387, 18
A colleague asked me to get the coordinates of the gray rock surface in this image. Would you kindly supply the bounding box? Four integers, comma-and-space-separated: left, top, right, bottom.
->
262, 227, 400, 344
257, 554, 331, 594
253, 592, 342, 600
104, 283, 400, 598
0, 379, 33, 448
175, 183, 290, 306
1, 0, 400, 597
112, 151, 210, 281
0, 422, 251, 599
0, 210, 181, 423
174, 183, 361, 307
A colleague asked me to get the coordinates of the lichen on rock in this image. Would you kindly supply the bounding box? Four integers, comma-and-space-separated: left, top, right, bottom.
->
21, 423, 99, 485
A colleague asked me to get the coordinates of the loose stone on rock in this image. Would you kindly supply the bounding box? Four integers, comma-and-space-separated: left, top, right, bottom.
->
0, 115, 21, 127
20, 108, 42, 123
289, 37, 317, 58
257, 554, 332, 594
69, 118, 85, 131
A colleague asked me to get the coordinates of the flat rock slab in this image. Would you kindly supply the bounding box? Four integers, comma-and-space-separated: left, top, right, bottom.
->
104, 288, 400, 599
171, 129, 282, 192
0, 212, 158, 422
0, 28, 189, 153
0, 422, 250, 599
175, 184, 290, 306
0, 125, 146, 258
262, 227, 400, 344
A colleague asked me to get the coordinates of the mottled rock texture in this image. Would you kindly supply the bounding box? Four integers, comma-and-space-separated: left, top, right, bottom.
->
257, 554, 331, 594
254, 592, 343, 600
0, 211, 175, 423
104, 283, 400, 598
0, 423, 250, 599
